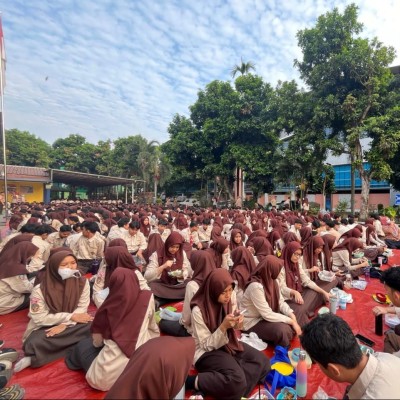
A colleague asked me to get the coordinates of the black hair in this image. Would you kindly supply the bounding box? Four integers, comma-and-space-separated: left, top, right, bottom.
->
294, 218, 303, 225
348, 217, 354, 224
20, 223, 38, 233
300, 314, 362, 369
118, 217, 130, 228
73, 223, 82, 232
82, 221, 100, 233
326, 221, 335, 228
380, 267, 400, 292
158, 219, 168, 226
129, 221, 140, 230
341, 218, 348, 225
190, 221, 198, 228
203, 218, 211, 225
34, 225, 53, 236
312, 220, 321, 229
59, 225, 72, 233
68, 215, 79, 223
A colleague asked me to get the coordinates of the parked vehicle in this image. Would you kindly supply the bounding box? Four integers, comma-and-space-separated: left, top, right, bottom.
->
178, 198, 199, 207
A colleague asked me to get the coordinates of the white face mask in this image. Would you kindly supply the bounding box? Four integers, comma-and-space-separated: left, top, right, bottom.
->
58, 268, 81, 280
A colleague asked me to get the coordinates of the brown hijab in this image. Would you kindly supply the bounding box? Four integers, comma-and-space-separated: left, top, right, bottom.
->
91, 268, 152, 358
34, 246, 73, 286
206, 238, 230, 269
40, 250, 86, 313
190, 251, 217, 286
300, 227, 313, 269
230, 246, 257, 290
104, 246, 138, 288
310, 235, 325, 281
143, 232, 164, 264
321, 234, 336, 271
0, 233, 34, 255
191, 268, 243, 355
340, 226, 362, 240
139, 216, 151, 238
105, 336, 195, 400
282, 232, 299, 245
246, 255, 283, 313
332, 237, 363, 257
108, 238, 128, 248
0, 241, 39, 279
252, 237, 274, 262
282, 241, 303, 293
157, 231, 184, 285
230, 228, 245, 251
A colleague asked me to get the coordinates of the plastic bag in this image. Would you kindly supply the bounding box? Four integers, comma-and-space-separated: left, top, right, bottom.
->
266, 346, 296, 389
159, 308, 182, 321
239, 332, 268, 351
312, 386, 329, 399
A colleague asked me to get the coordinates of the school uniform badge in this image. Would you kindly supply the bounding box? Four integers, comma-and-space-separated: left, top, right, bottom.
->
30, 298, 40, 313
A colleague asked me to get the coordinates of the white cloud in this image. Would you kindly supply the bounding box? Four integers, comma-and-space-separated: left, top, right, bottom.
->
0, 0, 399, 146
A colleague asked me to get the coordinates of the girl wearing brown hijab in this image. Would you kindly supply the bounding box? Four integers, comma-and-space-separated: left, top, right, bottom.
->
15, 250, 92, 372
251, 237, 274, 264
142, 232, 164, 264
92, 245, 149, 308
189, 268, 270, 399
229, 228, 245, 251
320, 234, 336, 271
66, 268, 159, 391
242, 255, 301, 347
277, 242, 332, 327
332, 237, 369, 278
105, 336, 195, 400
230, 247, 257, 309
0, 241, 39, 315
139, 216, 151, 239
206, 237, 230, 269
144, 231, 192, 302
307, 236, 339, 292
159, 251, 217, 337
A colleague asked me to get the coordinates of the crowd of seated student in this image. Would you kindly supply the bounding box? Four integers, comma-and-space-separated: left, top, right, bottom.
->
1, 201, 399, 399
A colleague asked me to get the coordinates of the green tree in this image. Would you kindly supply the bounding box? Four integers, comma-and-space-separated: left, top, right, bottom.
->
295, 3, 397, 218
1, 129, 52, 167
231, 58, 256, 78
110, 135, 148, 178
137, 140, 159, 193
51, 134, 99, 173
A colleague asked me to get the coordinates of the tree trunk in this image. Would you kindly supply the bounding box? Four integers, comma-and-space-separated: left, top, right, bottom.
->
350, 153, 355, 214
359, 169, 371, 220
222, 176, 234, 202
154, 180, 158, 203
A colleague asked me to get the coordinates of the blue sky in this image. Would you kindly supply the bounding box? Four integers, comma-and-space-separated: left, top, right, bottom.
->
0, 0, 399, 145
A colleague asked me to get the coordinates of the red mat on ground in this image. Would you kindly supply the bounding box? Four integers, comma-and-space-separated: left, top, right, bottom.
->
2, 250, 399, 399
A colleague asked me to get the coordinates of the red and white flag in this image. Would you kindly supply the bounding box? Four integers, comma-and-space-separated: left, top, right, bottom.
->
0, 15, 6, 94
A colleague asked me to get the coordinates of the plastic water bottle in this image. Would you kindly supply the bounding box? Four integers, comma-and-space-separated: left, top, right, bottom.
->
296, 350, 308, 397
365, 261, 371, 282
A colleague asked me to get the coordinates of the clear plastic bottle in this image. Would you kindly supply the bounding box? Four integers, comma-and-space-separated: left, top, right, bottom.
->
365, 261, 371, 282
296, 350, 308, 398
344, 273, 352, 290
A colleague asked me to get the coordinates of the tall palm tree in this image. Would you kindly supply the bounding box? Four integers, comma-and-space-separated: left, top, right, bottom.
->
231, 58, 256, 78
137, 140, 159, 193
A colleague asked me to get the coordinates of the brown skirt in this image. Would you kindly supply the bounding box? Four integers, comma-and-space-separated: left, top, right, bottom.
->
23, 323, 92, 368
148, 279, 188, 300
246, 320, 294, 347
195, 342, 270, 399
286, 287, 326, 327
